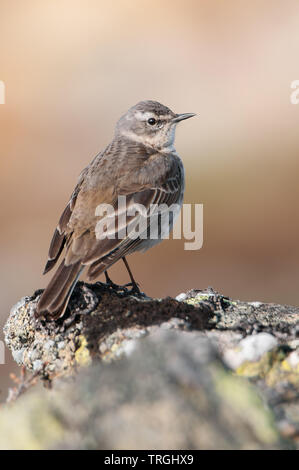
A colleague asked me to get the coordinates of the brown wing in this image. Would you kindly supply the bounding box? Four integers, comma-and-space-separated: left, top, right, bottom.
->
44, 151, 182, 279
85, 167, 183, 280
43, 168, 87, 274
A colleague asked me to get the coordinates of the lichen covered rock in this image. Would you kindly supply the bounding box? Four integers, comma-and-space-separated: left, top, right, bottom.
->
0, 331, 284, 450
2, 284, 299, 449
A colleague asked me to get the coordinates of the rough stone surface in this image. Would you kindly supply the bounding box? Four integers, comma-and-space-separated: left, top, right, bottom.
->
2, 284, 299, 449
223, 332, 279, 369
0, 331, 286, 450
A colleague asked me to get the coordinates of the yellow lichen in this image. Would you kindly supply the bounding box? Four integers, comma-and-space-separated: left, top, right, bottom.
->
281, 359, 292, 372
235, 350, 299, 388
185, 295, 209, 305
75, 335, 92, 367
185, 295, 237, 306
213, 367, 278, 444
0, 396, 65, 450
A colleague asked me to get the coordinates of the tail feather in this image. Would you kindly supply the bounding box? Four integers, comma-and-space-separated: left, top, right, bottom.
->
36, 260, 83, 320
87, 258, 108, 280
43, 229, 66, 275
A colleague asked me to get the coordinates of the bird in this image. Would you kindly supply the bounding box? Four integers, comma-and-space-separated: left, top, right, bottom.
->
36, 100, 195, 320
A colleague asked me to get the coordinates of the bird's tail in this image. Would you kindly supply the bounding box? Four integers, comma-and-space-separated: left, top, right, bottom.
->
36, 260, 83, 320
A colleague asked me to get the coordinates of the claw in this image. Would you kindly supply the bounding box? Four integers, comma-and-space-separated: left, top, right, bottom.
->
104, 269, 144, 296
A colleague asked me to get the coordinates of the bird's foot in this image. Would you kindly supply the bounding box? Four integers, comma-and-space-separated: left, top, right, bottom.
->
122, 282, 146, 297
104, 278, 131, 294
103, 272, 145, 297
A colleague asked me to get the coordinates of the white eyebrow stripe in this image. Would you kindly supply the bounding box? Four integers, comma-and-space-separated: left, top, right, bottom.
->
135, 111, 154, 121
134, 111, 170, 121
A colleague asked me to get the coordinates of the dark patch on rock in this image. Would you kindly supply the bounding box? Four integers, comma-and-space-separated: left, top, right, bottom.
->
81, 283, 214, 356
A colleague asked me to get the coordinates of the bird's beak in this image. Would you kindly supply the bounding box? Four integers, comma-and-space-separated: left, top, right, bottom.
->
173, 113, 196, 123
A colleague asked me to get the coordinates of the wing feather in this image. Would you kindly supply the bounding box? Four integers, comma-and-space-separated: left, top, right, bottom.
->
43, 152, 183, 281
85, 166, 183, 279
42, 169, 87, 274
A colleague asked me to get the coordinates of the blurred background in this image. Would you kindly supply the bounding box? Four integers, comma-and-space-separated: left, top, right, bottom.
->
1, 0, 299, 397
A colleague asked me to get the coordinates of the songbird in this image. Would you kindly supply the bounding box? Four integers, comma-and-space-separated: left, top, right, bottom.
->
36, 100, 195, 320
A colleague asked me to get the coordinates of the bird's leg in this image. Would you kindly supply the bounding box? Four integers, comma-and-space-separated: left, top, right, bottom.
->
122, 257, 141, 294
104, 261, 142, 296
104, 270, 123, 290
104, 270, 112, 285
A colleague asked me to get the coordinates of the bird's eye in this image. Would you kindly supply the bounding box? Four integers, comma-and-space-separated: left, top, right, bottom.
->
147, 118, 156, 125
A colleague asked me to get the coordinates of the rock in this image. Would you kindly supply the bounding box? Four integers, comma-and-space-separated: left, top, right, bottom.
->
224, 333, 278, 370
3, 284, 213, 378
0, 331, 284, 450
175, 292, 187, 301
2, 284, 299, 449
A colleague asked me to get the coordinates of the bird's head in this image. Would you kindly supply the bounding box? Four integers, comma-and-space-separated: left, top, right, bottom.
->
115, 100, 195, 151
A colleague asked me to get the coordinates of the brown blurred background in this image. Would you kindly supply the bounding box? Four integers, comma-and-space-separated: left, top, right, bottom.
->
1, 0, 299, 397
